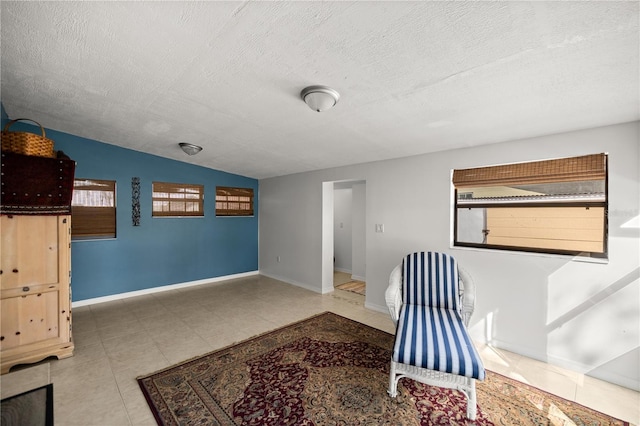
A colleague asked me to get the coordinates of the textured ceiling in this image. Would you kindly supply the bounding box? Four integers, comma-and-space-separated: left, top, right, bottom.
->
1, 1, 638, 179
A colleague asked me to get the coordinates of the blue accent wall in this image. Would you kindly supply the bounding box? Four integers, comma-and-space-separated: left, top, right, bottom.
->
1, 109, 258, 301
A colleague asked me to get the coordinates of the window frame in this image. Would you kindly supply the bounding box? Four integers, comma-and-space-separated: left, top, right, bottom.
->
215, 186, 254, 217
452, 154, 608, 259
71, 178, 117, 240
152, 181, 204, 218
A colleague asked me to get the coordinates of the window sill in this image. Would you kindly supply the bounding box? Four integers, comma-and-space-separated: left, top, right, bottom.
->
152, 216, 205, 219
450, 244, 609, 264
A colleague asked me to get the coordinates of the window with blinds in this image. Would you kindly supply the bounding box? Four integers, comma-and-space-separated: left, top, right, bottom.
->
452, 153, 607, 258
216, 187, 254, 216
152, 182, 204, 217
71, 179, 116, 239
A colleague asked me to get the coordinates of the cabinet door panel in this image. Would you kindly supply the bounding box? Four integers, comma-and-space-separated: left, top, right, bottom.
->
1, 291, 61, 351
1, 216, 60, 289
1, 215, 72, 372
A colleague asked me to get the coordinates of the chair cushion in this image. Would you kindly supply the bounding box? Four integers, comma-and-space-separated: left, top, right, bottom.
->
402, 252, 460, 311
393, 304, 486, 380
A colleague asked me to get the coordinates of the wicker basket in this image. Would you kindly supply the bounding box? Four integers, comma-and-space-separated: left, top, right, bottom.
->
1, 118, 55, 158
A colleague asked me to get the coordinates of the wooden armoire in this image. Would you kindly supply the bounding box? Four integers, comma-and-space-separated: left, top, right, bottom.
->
1, 151, 75, 374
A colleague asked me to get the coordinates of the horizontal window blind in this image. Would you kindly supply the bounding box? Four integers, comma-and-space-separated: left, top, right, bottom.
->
152, 182, 204, 217
452, 153, 606, 188
71, 179, 116, 238
216, 187, 254, 216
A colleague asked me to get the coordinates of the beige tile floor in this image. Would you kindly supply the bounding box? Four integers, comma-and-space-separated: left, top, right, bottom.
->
334, 270, 355, 286
1, 274, 638, 425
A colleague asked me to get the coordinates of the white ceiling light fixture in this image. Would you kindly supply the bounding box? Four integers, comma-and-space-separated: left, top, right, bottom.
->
179, 142, 203, 155
301, 85, 340, 112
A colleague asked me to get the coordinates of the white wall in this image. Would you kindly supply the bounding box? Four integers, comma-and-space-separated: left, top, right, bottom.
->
258, 121, 640, 390
333, 188, 353, 273
333, 184, 367, 281
351, 183, 366, 281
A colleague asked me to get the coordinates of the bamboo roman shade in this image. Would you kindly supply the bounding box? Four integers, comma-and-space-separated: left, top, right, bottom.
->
452, 153, 606, 188
216, 187, 254, 216
152, 182, 204, 217
71, 179, 116, 238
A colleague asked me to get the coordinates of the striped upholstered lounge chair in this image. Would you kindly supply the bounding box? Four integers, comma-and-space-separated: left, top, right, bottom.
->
385, 251, 486, 420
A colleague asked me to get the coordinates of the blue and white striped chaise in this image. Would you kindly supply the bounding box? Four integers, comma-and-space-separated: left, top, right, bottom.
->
385, 252, 486, 420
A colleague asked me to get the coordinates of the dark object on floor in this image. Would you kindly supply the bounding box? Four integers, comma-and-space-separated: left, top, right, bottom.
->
0, 383, 53, 426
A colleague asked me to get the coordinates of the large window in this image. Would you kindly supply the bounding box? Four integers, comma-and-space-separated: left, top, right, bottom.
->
216, 187, 254, 216
71, 179, 116, 239
452, 153, 607, 258
152, 182, 204, 217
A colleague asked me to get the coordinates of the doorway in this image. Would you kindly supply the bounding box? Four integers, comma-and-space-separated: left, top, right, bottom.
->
322, 180, 366, 297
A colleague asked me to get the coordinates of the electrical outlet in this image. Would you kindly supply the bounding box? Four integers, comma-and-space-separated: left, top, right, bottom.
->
277, 256, 281, 263
375, 224, 384, 233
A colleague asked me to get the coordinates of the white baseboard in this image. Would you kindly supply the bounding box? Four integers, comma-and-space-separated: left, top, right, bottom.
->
259, 271, 325, 294
334, 267, 352, 274
351, 274, 366, 282
72, 270, 260, 308
586, 367, 639, 391
489, 339, 639, 391
364, 301, 388, 314
545, 351, 640, 391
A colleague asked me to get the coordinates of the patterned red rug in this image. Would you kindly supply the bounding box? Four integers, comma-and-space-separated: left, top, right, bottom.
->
137, 312, 629, 426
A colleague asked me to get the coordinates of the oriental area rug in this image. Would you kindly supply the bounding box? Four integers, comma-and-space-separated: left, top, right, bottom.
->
137, 312, 628, 426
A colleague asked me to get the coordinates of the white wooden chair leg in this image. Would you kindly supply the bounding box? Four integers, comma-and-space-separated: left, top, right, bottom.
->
388, 360, 398, 397
467, 380, 477, 420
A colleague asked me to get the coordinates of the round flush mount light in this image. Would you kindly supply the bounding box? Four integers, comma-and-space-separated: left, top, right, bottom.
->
179, 142, 203, 155
300, 85, 340, 112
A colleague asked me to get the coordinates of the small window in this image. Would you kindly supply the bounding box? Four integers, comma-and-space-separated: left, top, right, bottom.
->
71, 179, 116, 239
216, 187, 254, 216
452, 153, 607, 258
152, 182, 204, 217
